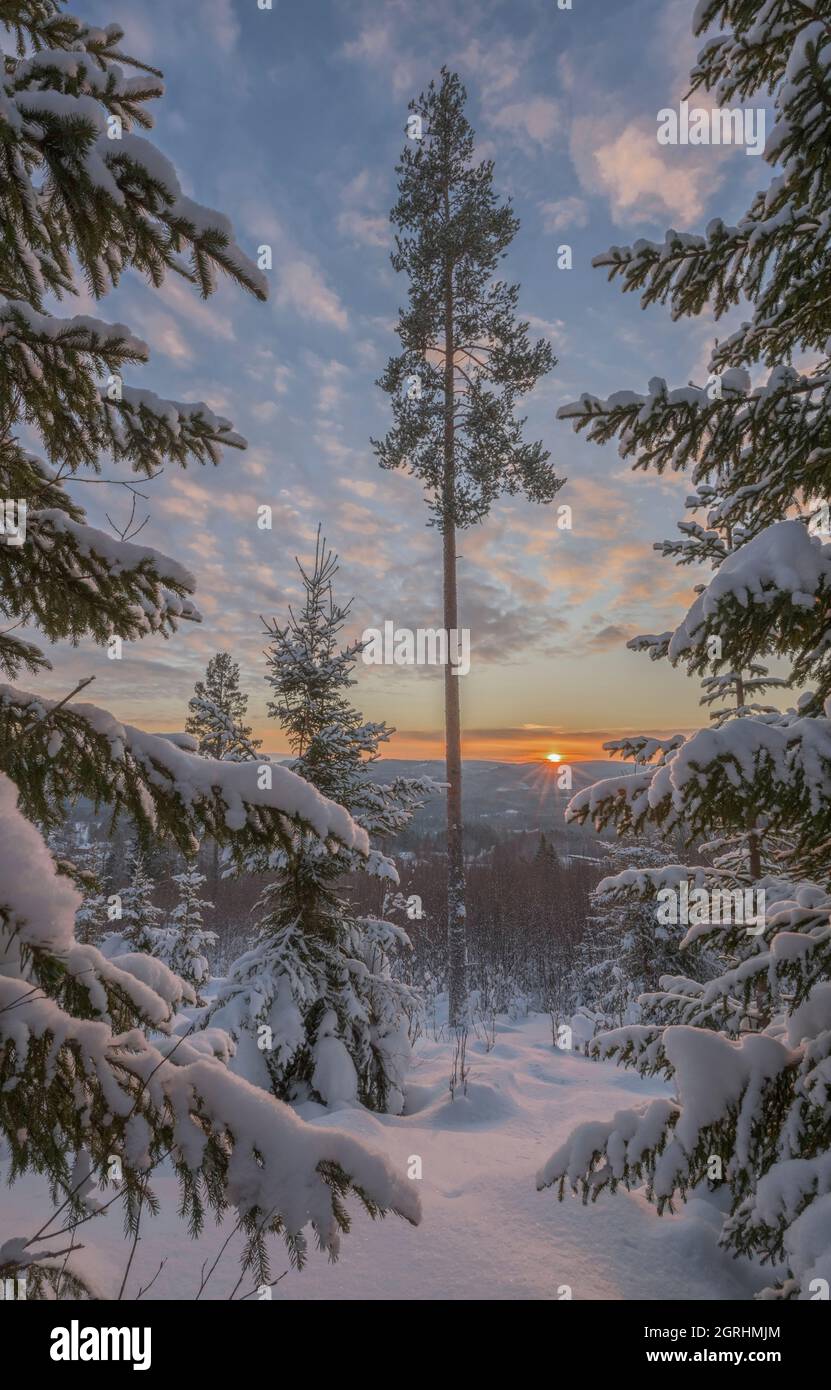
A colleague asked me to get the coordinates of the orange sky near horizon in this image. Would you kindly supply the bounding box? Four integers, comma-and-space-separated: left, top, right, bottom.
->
362, 726, 689, 763
140, 716, 693, 765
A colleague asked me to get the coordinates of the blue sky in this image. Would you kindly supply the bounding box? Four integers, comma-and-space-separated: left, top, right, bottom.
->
33, 0, 774, 760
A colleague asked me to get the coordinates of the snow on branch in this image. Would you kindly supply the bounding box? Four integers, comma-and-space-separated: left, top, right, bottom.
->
567, 703, 831, 881
665, 521, 831, 693
539, 1026, 795, 1209
0, 685, 369, 862
0, 774, 419, 1260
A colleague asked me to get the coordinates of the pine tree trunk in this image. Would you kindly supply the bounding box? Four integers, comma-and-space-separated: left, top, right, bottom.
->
211, 836, 220, 903
444, 516, 466, 1026
442, 226, 467, 1029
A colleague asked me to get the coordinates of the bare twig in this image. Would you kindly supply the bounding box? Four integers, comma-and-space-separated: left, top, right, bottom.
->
106, 489, 150, 543
136, 1257, 167, 1300
195, 1219, 242, 1301
20, 675, 95, 742
117, 1173, 149, 1300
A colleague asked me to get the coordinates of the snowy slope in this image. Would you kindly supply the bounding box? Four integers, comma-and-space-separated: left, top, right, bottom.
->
0, 1013, 770, 1300
272, 1015, 768, 1302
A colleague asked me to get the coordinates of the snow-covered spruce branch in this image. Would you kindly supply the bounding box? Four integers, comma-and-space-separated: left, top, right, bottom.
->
658, 521, 831, 706
538, 1024, 801, 1219
2, 38, 266, 309
0, 301, 250, 473
0, 684, 369, 866
566, 701, 831, 884
1, 506, 202, 671
557, 366, 830, 533
0, 773, 420, 1279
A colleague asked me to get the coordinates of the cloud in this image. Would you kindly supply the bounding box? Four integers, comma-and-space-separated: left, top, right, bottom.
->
583, 622, 636, 651
156, 275, 236, 343
526, 314, 567, 350
273, 364, 293, 396
250, 401, 280, 423
539, 195, 588, 232
238, 201, 348, 329
457, 36, 528, 98
276, 260, 348, 330
569, 112, 720, 225
127, 309, 191, 363
342, 21, 393, 63
337, 501, 390, 537
488, 96, 561, 148
337, 168, 390, 248
341, 478, 379, 499
203, 0, 240, 56
340, 21, 415, 95
125, 275, 238, 365
560, 1, 747, 232
307, 355, 350, 414
337, 209, 389, 248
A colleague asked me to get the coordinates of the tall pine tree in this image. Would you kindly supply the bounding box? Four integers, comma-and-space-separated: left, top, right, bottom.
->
374, 68, 563, 1026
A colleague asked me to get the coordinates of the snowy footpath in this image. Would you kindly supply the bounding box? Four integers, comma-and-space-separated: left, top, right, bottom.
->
3, 1014, 768, 1300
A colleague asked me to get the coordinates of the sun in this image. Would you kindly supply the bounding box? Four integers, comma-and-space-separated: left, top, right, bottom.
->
546, 752, 562, 763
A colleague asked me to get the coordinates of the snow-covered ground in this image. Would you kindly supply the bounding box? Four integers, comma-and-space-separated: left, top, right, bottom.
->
2, 1013, 770, 1300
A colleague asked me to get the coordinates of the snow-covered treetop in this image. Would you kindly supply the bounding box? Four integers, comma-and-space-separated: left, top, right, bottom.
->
186, 652, 262, 761
263, 529, 436, 844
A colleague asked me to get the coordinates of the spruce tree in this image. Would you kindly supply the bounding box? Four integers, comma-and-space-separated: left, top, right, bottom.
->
534, 832, 559, 870
71, 835, 110, 945
374, 68, 563, 1026
102, 846, 162, 955
186, 651, 260, 895
0, 1, 418, 1291
541, 0, 831, 1297
570, 843, 716, 1034
154, 864, 216, 1005
204, 531, 432, 1113
186, 651, 261, 761
45, 821, 110, 943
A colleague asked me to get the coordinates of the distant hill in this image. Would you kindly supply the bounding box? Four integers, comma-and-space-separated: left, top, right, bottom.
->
365, 759, 635, 844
